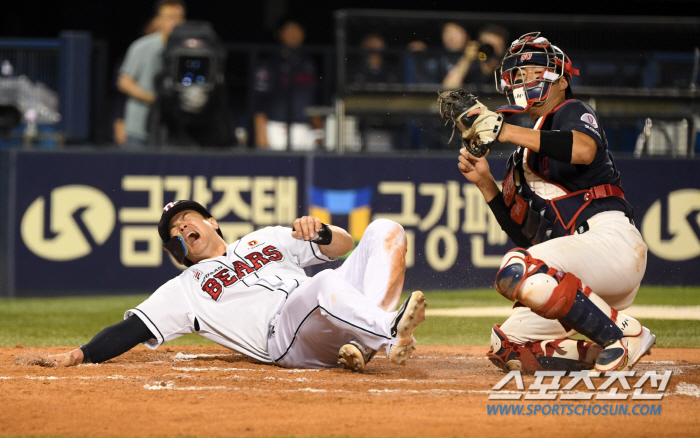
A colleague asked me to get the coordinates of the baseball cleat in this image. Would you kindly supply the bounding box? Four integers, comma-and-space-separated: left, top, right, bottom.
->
594, 327, 656, 373
337, 339, 376, 372
389, 291, 427, 365
487, 324, 603, 374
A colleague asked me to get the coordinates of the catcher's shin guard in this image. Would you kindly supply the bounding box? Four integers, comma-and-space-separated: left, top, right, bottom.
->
575, 292, 654, 372
494, 249, 647, 371
487, 325, 602, 374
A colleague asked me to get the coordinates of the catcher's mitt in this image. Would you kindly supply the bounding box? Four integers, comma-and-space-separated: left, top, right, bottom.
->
437, 88, 503, 158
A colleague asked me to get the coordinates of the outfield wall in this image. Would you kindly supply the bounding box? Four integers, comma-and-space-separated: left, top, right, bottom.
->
0, 149, 698, 297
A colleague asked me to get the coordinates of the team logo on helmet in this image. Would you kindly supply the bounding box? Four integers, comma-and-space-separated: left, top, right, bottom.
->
495, 32, 579, 109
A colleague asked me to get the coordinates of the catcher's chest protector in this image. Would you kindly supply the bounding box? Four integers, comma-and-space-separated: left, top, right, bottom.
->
500, 100, 632, 245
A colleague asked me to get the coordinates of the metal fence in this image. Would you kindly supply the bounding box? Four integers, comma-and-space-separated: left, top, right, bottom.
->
333, 10, 700, 155
1, 12, 699, 155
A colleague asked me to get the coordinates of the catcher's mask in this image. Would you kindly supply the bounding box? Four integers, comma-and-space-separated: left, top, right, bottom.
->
158, 200, 224, 267
495, 32, 579, 111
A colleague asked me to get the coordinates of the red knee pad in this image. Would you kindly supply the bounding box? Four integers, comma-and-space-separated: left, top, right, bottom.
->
531, 272, 581, 320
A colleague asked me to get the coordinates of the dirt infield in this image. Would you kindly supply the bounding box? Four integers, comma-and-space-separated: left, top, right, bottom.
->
1, 345, 699, 437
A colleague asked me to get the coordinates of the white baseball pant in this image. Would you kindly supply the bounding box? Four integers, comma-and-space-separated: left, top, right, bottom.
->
267, 219, 407, 368
500, 211, 648, 344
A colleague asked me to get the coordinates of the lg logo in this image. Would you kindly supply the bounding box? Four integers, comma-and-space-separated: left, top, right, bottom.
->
642, 189, 700, 261
21, 185, 116, 261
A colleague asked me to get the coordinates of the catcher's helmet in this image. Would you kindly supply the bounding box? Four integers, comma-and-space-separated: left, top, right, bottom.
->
495, 32, 579, 110
158, 200, 224, 267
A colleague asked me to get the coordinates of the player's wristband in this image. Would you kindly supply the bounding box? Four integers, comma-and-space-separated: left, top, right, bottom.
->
539, 130, 573, 163
312, 223, 333, 245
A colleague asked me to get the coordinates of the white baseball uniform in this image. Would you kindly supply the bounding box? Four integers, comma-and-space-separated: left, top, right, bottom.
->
499, 146, 648, 345
126, 218, 406, 368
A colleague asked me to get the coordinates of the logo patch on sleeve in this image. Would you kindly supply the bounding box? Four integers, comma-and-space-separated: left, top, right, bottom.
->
581, 113, 598, 128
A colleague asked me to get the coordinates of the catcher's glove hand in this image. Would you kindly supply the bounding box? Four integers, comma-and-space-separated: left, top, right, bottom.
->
437, 88, 503, 158
437, 89, 481, 136
468, 110, 505, 156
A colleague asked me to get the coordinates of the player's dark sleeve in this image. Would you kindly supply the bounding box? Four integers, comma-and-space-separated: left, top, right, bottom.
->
79, 315, 155, 364
487, 192, 532, 248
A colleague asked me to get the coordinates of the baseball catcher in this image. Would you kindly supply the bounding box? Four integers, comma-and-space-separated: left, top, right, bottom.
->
440, 32, 655, 374
49, 200, 426, 372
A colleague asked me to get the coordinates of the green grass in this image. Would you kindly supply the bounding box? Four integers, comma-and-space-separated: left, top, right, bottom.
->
405, 287, 700, 348
0, 295, 213, 347
412, 317, 700, 348
404, 286, 700, 308
1, 286, 699, 348
414, 316, 496, 346
626, 286, 700, 306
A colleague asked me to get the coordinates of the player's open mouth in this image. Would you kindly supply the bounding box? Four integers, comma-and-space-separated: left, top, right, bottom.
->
186, 231, 200, 246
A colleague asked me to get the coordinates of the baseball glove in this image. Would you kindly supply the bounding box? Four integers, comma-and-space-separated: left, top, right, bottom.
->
437, 89, 502, 158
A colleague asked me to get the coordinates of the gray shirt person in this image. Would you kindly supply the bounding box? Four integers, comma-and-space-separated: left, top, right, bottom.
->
119, 32, 165, 143
117, 0, 185, 147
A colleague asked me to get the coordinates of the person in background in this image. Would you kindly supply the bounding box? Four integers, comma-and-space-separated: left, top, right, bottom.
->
409, 22, 471, 83
439, 22, 470, 78
118, 0, 185, 148
253, 20, 323, 150
347, 33, 401, 151
113, 17, 160, 147
442, 24, 508, 90
350, 33, 400, 84
404, 24, 470, 149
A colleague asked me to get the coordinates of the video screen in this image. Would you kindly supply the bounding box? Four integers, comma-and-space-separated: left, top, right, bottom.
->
177, 56, 210, 86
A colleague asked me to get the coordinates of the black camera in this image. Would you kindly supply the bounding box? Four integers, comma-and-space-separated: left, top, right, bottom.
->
177, 56, 211, 87
148, 20, 234, 147
478, 43, 496, 62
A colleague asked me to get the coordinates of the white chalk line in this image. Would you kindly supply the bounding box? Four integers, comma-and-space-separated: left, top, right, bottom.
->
4, 374, 700, 398
140, 382, 700, 398
145, 381, 230, 391
172, 366, 266, 372
171, 366, 320, 373
173, 352, 236, 362
264, 376, 311, 382
634, 363, 700, 375
675, 382, 700, 397
427, 305, 700, 320
416, 356, 489, 360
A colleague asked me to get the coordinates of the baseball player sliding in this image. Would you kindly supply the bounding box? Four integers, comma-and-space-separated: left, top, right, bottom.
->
50, 200, 426, 372
438, 32, 654, 373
